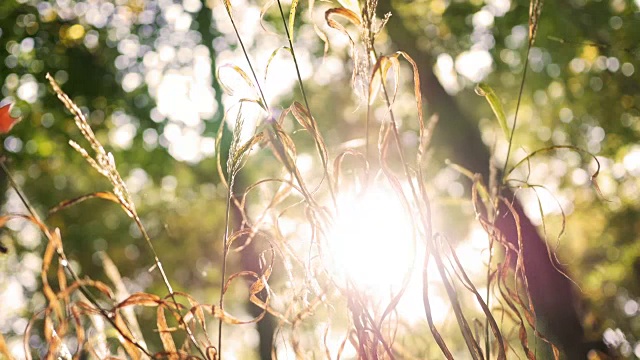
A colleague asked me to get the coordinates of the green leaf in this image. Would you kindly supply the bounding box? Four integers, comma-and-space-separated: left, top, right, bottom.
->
289, 0, 299, 40
264, 46, 291, 81
475, 83, 509, 141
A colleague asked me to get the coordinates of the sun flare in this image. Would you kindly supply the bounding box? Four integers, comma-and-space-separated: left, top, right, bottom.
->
324, 183, 491, 326
326, 185, 417, 293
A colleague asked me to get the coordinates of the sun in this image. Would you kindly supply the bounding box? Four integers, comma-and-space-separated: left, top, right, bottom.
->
323, 183, 493, 326
325, 184, 417, 294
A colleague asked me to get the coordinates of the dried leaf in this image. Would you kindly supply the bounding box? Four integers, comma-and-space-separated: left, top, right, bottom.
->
70, 305, 86, 359
290, 101, 327, 163
0, 332, 13, 360
113, 313, 142, 360
260, 0, 278, 33
156, 305, 178, 357
313, 24, 330, 58
216, 64, 265, 110
325, 7, 361, 29
264, 122, 297, 173
116, 292, 162, 308
369, 56, 395, 105
431, 235, 483, 359
376, 51, 426, 164
333, 149, 368, 189
48, 192, 121, 215
180, 293, 212, 343
0, 215, 9, 229
325, 7, 361, 87
336, 0, 360, 17
443, 237, 507, 359
422, 247, 454, 359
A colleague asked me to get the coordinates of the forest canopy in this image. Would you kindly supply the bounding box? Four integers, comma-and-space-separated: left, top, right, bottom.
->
0, 0, 639, 358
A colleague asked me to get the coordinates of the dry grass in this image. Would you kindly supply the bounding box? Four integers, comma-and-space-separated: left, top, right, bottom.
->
0, 0, 607, 358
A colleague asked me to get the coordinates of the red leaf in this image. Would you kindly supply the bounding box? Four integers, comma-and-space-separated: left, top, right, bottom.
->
0, 103, 21, 134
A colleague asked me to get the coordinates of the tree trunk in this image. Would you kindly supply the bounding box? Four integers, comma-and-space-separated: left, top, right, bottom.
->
376, 0, 605, 357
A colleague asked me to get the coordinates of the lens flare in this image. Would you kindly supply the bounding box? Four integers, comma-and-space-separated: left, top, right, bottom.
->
323, 184, 489, 326
326, 185, 416, 293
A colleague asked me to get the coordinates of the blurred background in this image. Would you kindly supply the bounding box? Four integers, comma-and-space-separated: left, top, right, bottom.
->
1, 0, 640, 358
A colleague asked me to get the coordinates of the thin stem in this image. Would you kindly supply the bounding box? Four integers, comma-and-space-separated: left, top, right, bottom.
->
501, 45, 532, 179
484, 236, 493, 359
276, 0, 337, 207
0, 161, 153, 357
217, 4, 271, 355
370, 48, 423, 223
222, 3, 269, 110
135, 215, 209, 359
494, 41, 534, 358
218, 173, 234, 356
45, 72, 207, 358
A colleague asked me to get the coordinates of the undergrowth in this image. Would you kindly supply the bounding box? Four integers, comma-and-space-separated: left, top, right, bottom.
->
0, 0, 605, 358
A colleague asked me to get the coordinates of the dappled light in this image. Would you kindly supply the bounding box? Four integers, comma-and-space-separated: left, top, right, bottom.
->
1, 0, 640, 358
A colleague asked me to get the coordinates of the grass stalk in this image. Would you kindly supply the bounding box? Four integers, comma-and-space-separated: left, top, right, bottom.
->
46, 73, 207, 359
501, 44, 531, 179
275, 0, 337, 207
0, 161, 153, 357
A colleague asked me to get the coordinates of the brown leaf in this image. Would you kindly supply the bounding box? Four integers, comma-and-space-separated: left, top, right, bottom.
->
113, 313, 142, 360
48, 192, 122, 215
117, 292, 162, 308
156, 305, 178, 357
0, 332, 13, 360
325, 7, 361, 28
369, 56, 396, 105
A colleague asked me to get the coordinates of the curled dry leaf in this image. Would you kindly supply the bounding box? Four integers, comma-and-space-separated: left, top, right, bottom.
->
337, 0, 360, 16
290, 101, 328, 164
325, 7, 362, 89
264, 46, 292, 82
325, 7, 361, 33
259, 0, 277, 33
369, 56, 398, 105
156, 305, 178, 357
216, 64, 266, 110
48, 191, 122, 216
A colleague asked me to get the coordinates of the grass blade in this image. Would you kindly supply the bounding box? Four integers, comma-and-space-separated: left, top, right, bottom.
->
476, 83, 510, 141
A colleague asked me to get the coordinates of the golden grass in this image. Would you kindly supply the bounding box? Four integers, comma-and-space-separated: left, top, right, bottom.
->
1, 0, 608, 358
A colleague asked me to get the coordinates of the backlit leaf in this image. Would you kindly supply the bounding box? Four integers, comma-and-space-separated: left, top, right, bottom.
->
476, 83, 510, 141
0, 104, 21, 134
0, 332, 12, 360
48, 191, 121, 215
289, 0, 299, 39
264, 46, 292, 82
337, 0, 360, 16
369, 56, 395, 105
325, 7, 361, 29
